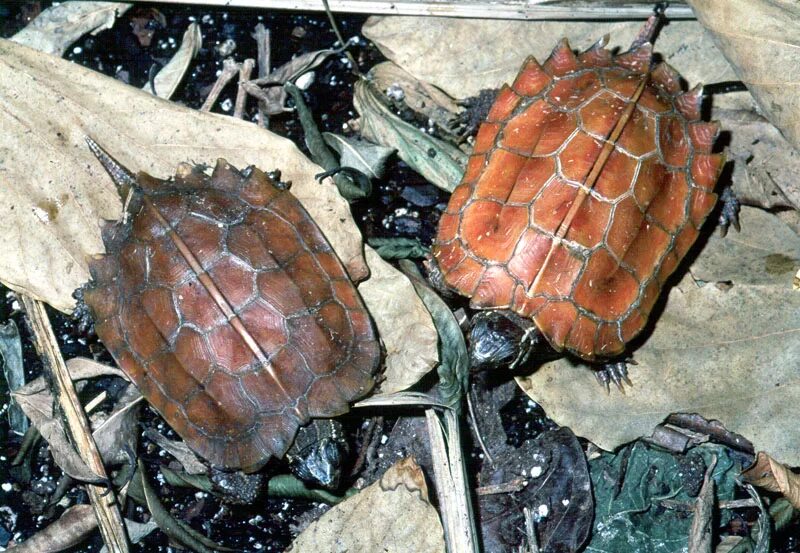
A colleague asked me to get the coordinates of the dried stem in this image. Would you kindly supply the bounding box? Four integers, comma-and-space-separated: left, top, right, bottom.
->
199, 57, 240, 112
253, 23, 271, 128
234, 58, 255, 119
21, 295, 129, 553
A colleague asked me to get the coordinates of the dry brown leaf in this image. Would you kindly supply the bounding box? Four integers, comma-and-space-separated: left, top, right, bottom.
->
691, 207, 800, 285
11, 1, 131, 56
287, 457, 445, 553
12, 358, 136, 481
367, 61, 462, 134
142, 23, 201, 100
517, 208, 800, 465
719, 109, 800, 211
359, 248, 438, 394
689, 0, 800, 150
0, 37, 367, 310
0, 38, 437, 388
742, 451, 800, 509
362, 17, 735, 99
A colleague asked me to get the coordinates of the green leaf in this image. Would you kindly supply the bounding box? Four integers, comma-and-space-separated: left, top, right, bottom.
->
267, 474, 351, 504
354, 79, 466, 192
159, 466, 214, 493
322, 132, 395, 181
368, 237, 429, 260
398, 259, 468, 411
285, 82, 368, 200
588, 442, 740, 553
132, 461, 235, 553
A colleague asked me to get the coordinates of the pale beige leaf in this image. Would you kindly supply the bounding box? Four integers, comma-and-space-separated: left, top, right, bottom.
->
362, 17, 735, 99
0, 38, 367, 312
691, 207, 800, 285
142, 23, 201, 100
287, 457, 445, 553
742, 451, 800, 509
689, 0, 800, 150
11, 1, 131, 56
517, 209, 800, 465
359, 248, 438, 394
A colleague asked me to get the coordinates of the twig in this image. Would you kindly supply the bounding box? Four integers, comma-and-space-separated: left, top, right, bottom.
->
200, 57, 240, 112
21, 295, 129, 553
467, 387, 495, 466
426, 409, 479, 553
521, 507, 540, 553
320, 0, 360, 76
476, 477, 527, 496
234, 58, 255, 119
253, 23, 271, 128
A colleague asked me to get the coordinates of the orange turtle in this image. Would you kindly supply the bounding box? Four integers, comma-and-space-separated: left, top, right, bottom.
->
432, 14, 731, 388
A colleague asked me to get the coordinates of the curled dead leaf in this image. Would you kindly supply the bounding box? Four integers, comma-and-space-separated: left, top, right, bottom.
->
287, 457, 445, 553
742, 451, 800, 509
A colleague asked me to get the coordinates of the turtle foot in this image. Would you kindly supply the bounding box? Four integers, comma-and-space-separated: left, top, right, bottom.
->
718, 186, 741, 237
594, 360, 634, 394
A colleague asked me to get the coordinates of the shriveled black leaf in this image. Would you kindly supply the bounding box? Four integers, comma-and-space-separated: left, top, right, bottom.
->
398, 259, 468, 410
479, 427, 593, 553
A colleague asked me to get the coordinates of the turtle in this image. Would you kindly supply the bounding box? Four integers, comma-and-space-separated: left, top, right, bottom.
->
431, 14, 731, 389
80, 138, 381, 476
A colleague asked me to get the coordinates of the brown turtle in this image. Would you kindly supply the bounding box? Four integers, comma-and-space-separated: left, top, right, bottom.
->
81, 139, 380, 473
431, 15, 731, 387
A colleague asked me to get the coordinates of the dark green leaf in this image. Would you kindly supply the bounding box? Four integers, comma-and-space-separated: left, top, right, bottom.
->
285, 82, 367, 200
398, 259, 468, 410
368, 237, 429, 260
323, 132, 395, 180
267, 474, 351, 504
588, 442, 740, 553
133, 461, 234, 553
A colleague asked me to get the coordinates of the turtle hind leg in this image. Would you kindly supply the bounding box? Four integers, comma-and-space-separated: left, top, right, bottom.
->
593, 359, 635, 394
468, 310, 558, 371
718, 186, 741, 237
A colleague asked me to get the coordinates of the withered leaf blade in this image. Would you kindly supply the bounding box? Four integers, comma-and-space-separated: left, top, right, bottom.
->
0, 37, 368, 311
742, 451, 800, 510
689, 0, 800, 151
362, 17, 735, 99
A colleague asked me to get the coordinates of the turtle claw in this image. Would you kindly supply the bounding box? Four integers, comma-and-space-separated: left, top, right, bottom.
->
594, 360, 633, 394
718, 186, 741, 237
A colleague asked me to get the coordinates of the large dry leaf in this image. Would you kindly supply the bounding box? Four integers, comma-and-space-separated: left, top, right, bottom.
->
362, 17, 736, 99
518, 208, 800, 465
359, 248, 438, 394
287, 457, 445, 553
742, 451, 800, 509
689, 0, 800, 150
0, 38, 437, 378
11, 1, 131, 56
0, 38, 366, 304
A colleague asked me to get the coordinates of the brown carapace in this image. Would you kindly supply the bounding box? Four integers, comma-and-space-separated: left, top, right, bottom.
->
433, 20, 725, 361
83, 146, 380, 472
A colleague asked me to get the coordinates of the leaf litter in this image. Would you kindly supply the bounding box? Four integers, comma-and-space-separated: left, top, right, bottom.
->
1, 2, 797, 551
